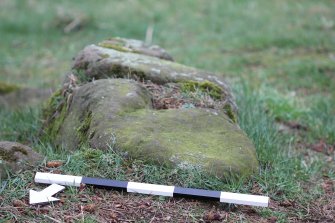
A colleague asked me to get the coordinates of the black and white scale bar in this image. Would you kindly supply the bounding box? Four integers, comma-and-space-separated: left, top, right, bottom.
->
34, 172, 269, 207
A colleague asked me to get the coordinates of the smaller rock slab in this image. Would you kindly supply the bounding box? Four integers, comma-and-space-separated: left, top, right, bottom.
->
0, 141, 44, 179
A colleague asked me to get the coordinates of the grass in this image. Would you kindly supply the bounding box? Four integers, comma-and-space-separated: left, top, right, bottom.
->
0, 0, 334, 222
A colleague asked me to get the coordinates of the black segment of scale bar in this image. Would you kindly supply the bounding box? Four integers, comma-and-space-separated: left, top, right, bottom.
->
173, 187, 221, 201
82, 177, 128, 191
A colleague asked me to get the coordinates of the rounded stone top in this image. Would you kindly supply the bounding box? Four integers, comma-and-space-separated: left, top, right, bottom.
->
98, 37, 174, 61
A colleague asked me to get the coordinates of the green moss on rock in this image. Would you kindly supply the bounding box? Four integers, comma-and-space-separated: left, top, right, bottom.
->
98, 53, 110, 59
180, 80, 223, 100
224, 104, 238, 123
0, 146, 28, 162
76, 111, 92, 146
0, 149, 17, 162
98, 42, 132, 53
112, 108, 258, 178
42, 89, 68, 141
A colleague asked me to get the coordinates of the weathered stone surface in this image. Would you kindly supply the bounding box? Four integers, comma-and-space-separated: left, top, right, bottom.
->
0, 141, 44, 179
71, 44, 237, 116
98, 37, 174, 61
44, 79, 258, 178
0, 82, 52, 109
43, 39, 259, 178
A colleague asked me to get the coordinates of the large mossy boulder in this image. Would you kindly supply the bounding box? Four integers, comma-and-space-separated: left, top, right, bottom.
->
0, 141, 44, 179
42, 38, 258, 178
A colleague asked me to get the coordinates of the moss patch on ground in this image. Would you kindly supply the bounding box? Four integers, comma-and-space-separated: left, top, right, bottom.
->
0, 81, 19, 94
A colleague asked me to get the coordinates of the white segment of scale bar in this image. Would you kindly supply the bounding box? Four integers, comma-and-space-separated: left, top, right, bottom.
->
35, 172, 82, 187
127, 182, 175, 197
220, 192, 269, 207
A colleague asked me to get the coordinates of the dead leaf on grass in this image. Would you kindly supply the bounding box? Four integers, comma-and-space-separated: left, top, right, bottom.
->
251, 182, 264, 194
268, 216, 278, 223
322, 179, 334, 194
79, 183, 86, 192
311, 140, 334, 155
36, 207, 50, 214
115, 204, 122, 208
279, 200, 294, 207
283, 120, 308, 131
51, 169, 63, 174
12, 199, 26, 207
163, 216, 172, 221
203, 211, 224, 221
82, 204, 97, 213
46, 160, 63, 168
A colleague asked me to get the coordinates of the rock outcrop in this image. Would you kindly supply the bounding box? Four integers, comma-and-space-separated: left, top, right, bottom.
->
42, 38, 259, 178
0, 141, 44, 179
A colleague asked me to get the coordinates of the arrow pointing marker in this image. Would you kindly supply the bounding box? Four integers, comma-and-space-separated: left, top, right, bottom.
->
29, 183, 65, 205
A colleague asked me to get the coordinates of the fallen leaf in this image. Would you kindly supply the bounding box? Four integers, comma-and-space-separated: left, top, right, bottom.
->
311, 140, 326, 153
46, 160, 63, 168
311, 140, 335, 155
283, 120, 308, 131
163, 216, 171, 221
52, 169, 63, 174
37, 207, 50, 214
322, 179, 334, 194
12, 199, 26, 207
83, 204, 96, 213
203, 211, 223, 221
109, 211, 118, 219
280, 200, 293, 207
79, 183, 86, 191
268, 216, 277, 223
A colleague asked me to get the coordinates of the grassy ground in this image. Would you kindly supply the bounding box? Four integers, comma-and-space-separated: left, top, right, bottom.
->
0, 0, 334, 222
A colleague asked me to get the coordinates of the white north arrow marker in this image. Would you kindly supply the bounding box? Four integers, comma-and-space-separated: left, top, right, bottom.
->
29, 183, 65, 205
